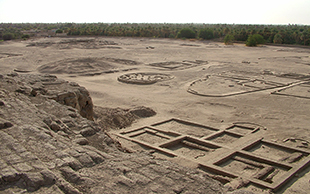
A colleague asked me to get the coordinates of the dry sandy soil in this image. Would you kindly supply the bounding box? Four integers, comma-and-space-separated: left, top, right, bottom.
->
1, 36, 310, 193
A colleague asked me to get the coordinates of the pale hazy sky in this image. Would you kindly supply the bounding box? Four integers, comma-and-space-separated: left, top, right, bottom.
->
0, 0, 310, 25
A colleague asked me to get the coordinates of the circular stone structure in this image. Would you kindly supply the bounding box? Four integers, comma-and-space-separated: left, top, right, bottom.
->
118, 73, 174, 85
187, 75, 249, 97
187, 75, 286, 97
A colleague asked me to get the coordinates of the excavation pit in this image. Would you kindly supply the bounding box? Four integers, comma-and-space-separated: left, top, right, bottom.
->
243, 140, 308, 164
115, 118, 310, 192
160, 136, 221, 160
122, 127, 179, 145
226, 124, 260, 135
214, 152, 291, 184
151, 118, 219, 138
205, 131, 242, 145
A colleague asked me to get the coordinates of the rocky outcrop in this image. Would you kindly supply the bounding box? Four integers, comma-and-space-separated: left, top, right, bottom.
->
51, 86, 93, 120
9, 73, 94, 120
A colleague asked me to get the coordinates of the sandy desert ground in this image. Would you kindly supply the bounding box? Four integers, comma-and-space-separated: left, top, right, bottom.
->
1, 36, 310, 193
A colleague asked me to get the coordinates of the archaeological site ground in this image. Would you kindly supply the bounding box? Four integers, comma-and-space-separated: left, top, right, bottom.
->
0, 37, 310, 193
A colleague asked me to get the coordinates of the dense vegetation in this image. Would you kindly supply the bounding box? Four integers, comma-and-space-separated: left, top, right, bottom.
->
177, 28, 196, 39
246, 34, 265, 46
1, 23, 309, 46
224, 34, 234, 45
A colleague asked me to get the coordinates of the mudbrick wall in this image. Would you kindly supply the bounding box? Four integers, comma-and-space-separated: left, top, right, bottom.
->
0, 73, 227, 193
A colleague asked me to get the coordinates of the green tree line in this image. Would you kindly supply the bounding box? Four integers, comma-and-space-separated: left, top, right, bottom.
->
1, 23, 309, 45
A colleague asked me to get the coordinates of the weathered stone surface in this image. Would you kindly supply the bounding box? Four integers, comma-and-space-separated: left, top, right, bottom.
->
37, 184, 64, 194
40, 169, 57, 185
0, 159, 8, 169
56, 178, 83, 194
3, 154, 24, 165
86, 151, 105, 164
30, 159, 46, 170
22, 172, 45, 191
80, 127, 96, 137
0, 166, 20, 182
117, 175, 135, 187
19, 151, 39, 161
6, 142, 27, 154
126, 172, 152, 185
62, 157, 83, 171
0, 118, 13, 129
49, 121, 61, 132
73, 137, 89, 145
228, 190, 255, 194
16, 85, 32, 95
57, 131, 70, 138
76, 153, 95, 167
13, 162, 34, 172
53, 88, 94, 120
4, 73, 94, 121
60, 166, 82, 184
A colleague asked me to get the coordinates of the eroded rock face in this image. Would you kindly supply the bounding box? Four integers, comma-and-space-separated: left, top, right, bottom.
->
0, 72, 226, 194
52, 87, 94, 120
6, 73, 94, 120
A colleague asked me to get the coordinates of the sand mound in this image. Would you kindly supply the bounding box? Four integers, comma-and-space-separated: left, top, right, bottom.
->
94, 106, 156, 130
148, 60, 208, 70
37, 57, 140, 75
27, 38, 120, 49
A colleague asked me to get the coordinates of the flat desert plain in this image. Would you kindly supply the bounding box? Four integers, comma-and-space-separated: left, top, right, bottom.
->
1, 37, 310, 193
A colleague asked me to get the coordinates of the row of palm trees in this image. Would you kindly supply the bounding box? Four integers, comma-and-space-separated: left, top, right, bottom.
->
1, 23, 309, 45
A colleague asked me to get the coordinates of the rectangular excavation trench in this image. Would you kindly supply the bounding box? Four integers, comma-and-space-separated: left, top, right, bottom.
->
205, 131, 242, 145
226, 124, 259, 135
151, 118, 219, 138
115, 119, 310, 192
159, 136, 221, 160
214, 152, 292, 184
243, 140, 309, 164
121, 126, 180, 145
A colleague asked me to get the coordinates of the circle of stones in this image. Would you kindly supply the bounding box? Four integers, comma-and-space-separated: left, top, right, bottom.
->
118, 73, 174, 85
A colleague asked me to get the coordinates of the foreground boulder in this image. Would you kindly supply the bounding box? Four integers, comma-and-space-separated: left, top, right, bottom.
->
0, 73, 226, 193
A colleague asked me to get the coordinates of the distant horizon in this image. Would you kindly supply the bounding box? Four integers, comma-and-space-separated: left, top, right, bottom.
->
1, 22, 310, 26
1, 0, 310, 25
